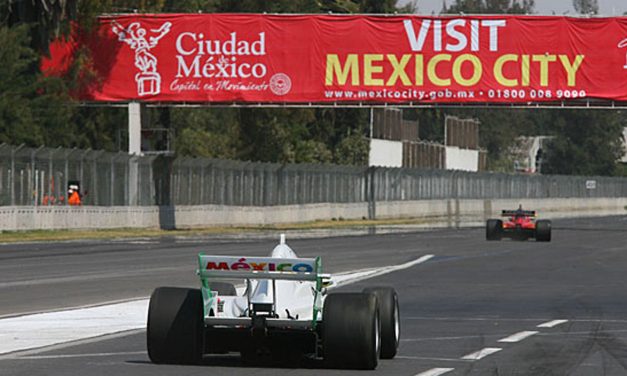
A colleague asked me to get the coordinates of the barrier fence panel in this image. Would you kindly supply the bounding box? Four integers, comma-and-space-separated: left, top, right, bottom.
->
1, 144, 626, 207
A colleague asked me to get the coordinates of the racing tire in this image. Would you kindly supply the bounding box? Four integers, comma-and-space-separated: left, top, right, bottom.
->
363, 287, 400, 359
486, 219, 503, 241
535, 220, 552, 242
323, 292, 380, 370
208, 281, 237, 296
147, 287, 203, 365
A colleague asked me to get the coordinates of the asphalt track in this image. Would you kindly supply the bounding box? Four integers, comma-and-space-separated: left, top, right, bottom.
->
1, 216, 627, 375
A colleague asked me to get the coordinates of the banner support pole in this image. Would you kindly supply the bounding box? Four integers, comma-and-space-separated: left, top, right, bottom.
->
128, 102, 142, 156
127, 102, 142, 206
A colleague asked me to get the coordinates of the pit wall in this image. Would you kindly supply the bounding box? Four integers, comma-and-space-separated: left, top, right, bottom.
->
1, 197, 625, 232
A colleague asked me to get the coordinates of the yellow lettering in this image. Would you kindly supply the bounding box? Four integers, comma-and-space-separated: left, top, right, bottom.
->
521, 55, 530, 86
415, 55, 424, 86
364, 54, 384, 86
428, 54, 451, 87
559, 55, 584, 87
494, 54, 518, 87
325, 54, 359, 85
386, 54, 411, 86
532, 54, 557, 87
453, 54, 482, 87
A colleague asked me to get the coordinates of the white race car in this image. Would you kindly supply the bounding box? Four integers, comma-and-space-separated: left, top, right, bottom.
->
146, 235, 400, 369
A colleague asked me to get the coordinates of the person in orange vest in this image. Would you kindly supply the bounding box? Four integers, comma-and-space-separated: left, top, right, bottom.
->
68, 185, 81, 206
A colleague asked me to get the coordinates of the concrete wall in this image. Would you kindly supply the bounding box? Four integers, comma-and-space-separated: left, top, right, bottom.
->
445, 146, 479, 171
1, 198, 625, 231
369, 139, 403, 167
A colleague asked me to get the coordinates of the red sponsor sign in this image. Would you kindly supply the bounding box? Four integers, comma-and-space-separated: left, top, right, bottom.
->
42, 14, 627, 103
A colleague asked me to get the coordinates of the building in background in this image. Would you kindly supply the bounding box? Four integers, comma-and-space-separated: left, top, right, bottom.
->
510, 136, 553, 174
368, 109, 486, 171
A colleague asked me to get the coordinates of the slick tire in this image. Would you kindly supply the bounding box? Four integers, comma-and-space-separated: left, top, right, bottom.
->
535, 220, 552, 242
486, 219, 503, 241
363, 287, 400, 359
147, 287, 203, 364
323, 293, 380, 370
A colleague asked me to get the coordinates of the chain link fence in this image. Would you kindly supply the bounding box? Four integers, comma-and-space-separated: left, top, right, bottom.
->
1, 144, 626, 207
0, 144, 155, 206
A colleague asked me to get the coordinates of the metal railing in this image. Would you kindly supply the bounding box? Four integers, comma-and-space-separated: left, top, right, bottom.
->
1, 144, 626, 207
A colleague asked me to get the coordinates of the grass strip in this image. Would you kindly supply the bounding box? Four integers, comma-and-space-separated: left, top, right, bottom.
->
0, 217, 437, 243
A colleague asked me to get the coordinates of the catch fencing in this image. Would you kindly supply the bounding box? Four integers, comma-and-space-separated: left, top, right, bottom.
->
1, 144, 626, 207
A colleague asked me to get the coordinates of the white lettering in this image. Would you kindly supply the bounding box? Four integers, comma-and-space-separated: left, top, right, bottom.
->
433, 20, 442, 51
404, 19, 431, 51
404, 18, 506, 52
176, 55, 200, 77
251, 32, 265, 55
471, 20, 479, 51
481, 20, 506, 51
176, 32, 196, 56
446, 19, 467, 52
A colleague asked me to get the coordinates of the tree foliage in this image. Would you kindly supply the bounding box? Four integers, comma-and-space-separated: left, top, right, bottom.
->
427, 0, 626, 176
0, 0, 625, 176
1, 0, 409, 165
573, 0, 599, 15
0, 25, 43, 146
444, 0, 535, 14
542, 111, 624, 176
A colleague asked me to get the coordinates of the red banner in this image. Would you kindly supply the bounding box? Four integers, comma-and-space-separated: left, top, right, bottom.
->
43, 14, 627, 104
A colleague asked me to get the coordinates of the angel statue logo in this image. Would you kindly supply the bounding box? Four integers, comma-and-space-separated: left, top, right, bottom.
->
111, 21, 172, 96
619, 38, 627, 69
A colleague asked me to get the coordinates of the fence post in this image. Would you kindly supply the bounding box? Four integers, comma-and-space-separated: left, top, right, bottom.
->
110, 154, 115, 205
128, 154, 139, 206
63, 148, 70, 204
367, 166, 376, 219
10, 145, 18, 206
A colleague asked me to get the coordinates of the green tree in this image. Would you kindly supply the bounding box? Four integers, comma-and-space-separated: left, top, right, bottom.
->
0, 25, 43, 146
0, 0, 409, 166
543, 111, 624, 176
444, 0, 535, 14
334, 130, 369, 165
573, 0, 599, 15
173, 108, 240, 159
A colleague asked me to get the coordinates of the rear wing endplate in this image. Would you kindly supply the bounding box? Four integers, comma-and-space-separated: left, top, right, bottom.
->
197, 255, 323, 281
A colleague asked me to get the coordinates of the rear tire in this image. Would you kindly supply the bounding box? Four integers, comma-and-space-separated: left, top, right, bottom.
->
323, 293, 380, 369
147, 287, 203, 364
486, 219, 503, 241
363, 287, 400, 359
535, 220, 552, 242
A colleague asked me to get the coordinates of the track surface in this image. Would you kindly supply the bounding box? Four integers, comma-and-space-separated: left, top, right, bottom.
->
2, 216, 627, 375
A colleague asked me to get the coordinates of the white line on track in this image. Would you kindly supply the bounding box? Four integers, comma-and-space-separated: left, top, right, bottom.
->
18, 351, 146, 360
498, 331, 538, 343
402, 335, 488, 342
461, 347, 502, 360
414, 368, 455, 376
331, 254, 434, 288
0, 329, 145, 360
397, 355, 470, 362
0, 255, 434, 356
537, 319, 568, 328
0, 266, 191, 289
0, 300, 148, 356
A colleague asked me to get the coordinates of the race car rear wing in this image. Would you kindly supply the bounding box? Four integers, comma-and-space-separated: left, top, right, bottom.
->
197, 254, 326, 327
197, 255, 324, 281
501, 210, 536, 217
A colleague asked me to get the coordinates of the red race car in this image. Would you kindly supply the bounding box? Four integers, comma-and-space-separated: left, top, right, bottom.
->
486, 207, 551, 242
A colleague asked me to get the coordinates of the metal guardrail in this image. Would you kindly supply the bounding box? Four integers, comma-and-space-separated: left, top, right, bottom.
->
1, 144, 626, 207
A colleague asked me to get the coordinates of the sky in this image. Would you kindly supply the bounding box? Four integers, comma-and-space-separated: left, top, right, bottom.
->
401, 0, 627, 16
